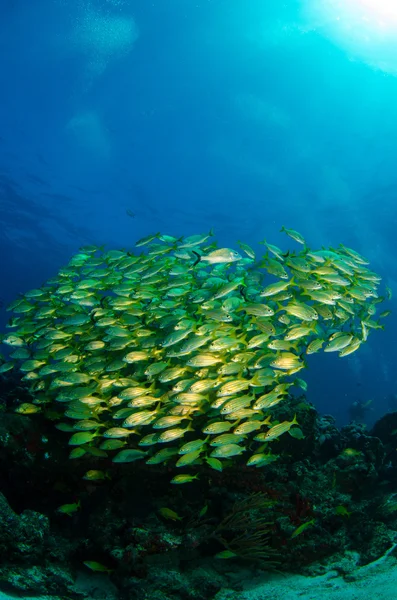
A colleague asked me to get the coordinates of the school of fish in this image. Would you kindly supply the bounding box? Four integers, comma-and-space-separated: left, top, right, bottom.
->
0, 229, 389, 483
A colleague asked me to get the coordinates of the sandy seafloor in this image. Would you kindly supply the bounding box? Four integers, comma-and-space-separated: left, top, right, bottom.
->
1, 554, 396, 600
216, 555, 397, 600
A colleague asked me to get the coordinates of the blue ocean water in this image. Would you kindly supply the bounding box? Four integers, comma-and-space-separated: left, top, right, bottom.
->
0, 0, 396, 426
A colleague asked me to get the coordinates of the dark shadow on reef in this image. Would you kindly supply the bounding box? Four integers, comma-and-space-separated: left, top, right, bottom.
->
1, 373, 397, 599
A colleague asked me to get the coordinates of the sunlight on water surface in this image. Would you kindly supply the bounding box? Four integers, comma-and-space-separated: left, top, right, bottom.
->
305, 0, 397, 75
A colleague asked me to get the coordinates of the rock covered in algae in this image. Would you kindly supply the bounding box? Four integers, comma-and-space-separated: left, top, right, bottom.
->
0, 230, 388, 482
0, 491, 76, 595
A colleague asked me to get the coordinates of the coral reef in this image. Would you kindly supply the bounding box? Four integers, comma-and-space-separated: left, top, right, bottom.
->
1, 372, 397, 598
0, 233, 392, 598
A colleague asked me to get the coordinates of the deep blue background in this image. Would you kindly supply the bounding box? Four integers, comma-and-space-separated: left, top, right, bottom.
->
1, 0, 396, 425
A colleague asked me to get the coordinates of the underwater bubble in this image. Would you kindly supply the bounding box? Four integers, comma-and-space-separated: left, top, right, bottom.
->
71, 1, 139, 80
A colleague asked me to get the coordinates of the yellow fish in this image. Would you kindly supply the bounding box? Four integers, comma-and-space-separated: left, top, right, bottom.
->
255, 415, 298, 442
83, 561, 113, 573
57, 500, 81, 516
291, 518, 315, 538
280, 226, 305, 245
194, 248, 242, 265
159, 507, 183, 521
171, 473, 199, 484
15, 403, 41, 414
83, 470, 110, 481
